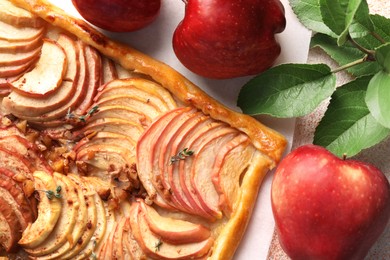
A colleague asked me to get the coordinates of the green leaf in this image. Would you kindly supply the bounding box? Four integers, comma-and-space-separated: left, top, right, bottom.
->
319, 0, 362, 45
290, 0, 336, 37
311, 33, 381, 76
349, 0, 374, 38
314, 76, 390, 157
375, 43, 390, 73
237, 63, 336, 117
370, 14, 390, 42
365, 71, 390, 128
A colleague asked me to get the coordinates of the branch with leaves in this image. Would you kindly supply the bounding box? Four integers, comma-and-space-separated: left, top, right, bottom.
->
237, 0, 390, 158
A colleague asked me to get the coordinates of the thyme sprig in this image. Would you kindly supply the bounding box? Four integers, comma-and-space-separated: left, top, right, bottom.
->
66, 105, 99, 123
154, 239, 163, 252
38, 185, 62, 200
169, 148, 194, 165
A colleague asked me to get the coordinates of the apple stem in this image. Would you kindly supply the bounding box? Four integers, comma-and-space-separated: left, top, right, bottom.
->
342, 153, 347, 160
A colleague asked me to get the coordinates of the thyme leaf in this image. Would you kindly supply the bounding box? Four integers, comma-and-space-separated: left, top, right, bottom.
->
39, 185, 62, 200
154, 239, 163, 252
169, 148, 194, 165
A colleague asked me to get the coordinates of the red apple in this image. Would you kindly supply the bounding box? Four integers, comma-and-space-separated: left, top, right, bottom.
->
271, 144, 390, 260
71, 0, 160, 32
172, 0, 286, 79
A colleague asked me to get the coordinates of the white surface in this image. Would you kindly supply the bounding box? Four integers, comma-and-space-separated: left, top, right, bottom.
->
49, 0, 311, 258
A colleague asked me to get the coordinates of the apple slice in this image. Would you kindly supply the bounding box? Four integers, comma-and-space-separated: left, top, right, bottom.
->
24, 172, 80, 256
190, 127, 238, 219
18, 171, 62, 249
0, 147, 33, 180
129, 201, 213, 260
0, 34, 43, 53
0, 167, 37, 220
211, 135, 255, 216
0, 135, 52, 173
25, 40, 89, 128
0, 55, 37, 78
62, 175, 106, 260
74, 45, 101, 115
0, 20, 45, 42
3, 35, 79, 117
73, 131, 136, 153
0, 46, 40, 66
155, 107, 196, 212
171, 113, 214, 219
36, 174, 88, 259
139, 200, 211, 244
0, 175, 34, 230
100, 56, 117, 85
77, 117, 144, 142
9, 38, 66, 96
95, 94, 161, 121
110, 216, 128, 259
0, 0, 45, 28
85, 105, 149, 128
0, 196, 22, 252
137, 107, 190, 209
98, 78, 177, 110
0, 169, 35, 226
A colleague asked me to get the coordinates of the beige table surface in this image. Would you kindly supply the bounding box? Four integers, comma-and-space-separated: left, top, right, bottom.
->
267, 0, 390, 259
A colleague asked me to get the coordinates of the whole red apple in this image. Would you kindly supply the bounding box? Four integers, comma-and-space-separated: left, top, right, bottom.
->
172, 0, 286, 79
72, 0, 160, 32
271, 144, 390, 260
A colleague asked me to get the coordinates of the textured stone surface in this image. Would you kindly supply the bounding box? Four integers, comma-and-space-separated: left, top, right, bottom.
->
267, 0, 390, 259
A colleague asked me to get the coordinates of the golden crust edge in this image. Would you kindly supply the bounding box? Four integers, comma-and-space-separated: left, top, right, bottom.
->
9, 0, 288, 259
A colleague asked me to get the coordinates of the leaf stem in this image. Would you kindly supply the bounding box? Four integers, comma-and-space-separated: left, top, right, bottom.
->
371, 31, 387, 44
347, 35, 375, 60
331, 56, 367, 73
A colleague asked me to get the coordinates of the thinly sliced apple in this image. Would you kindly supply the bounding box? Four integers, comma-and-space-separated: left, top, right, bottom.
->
97, 78, 177, 111
0, 46, 40, 66
211, 134, 254, 216
111, 216, 127, 259
140, 200, 211, 244
0, 55, 37, 78
86, 105, 149, 128
3, 34, 80, 117
74, 45, 101, 115
24, 172, 80, 256
0, 34, 42, 53
18, 171, 61, 249
129, 201, 213, 260
0, 175, 33, 230
0, 196, 22, 252
100, 56, 117, 85
0, 134, 52, 172
57, 174, 96, 259
94, 200, 116, 260
95, 85, 168, 112
36, 174, 88, 259
137, 107, 190, 209
0, 167, 37, 220
95, 94, 161, 121
0, 20, 45, 42
190, 127, 238, 219
77, 117, 144, 142
155, 107, 195, 212
123, 215, 146, 259
0, 0, 45, 28
74, 131, 137, 154
0, 169, 35, 227
0, 147, 33, 180
10, 38, 66, 96
26, 40, 88, 128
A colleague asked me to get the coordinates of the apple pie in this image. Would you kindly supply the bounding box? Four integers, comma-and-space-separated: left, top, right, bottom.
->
0, 0, 287, 259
